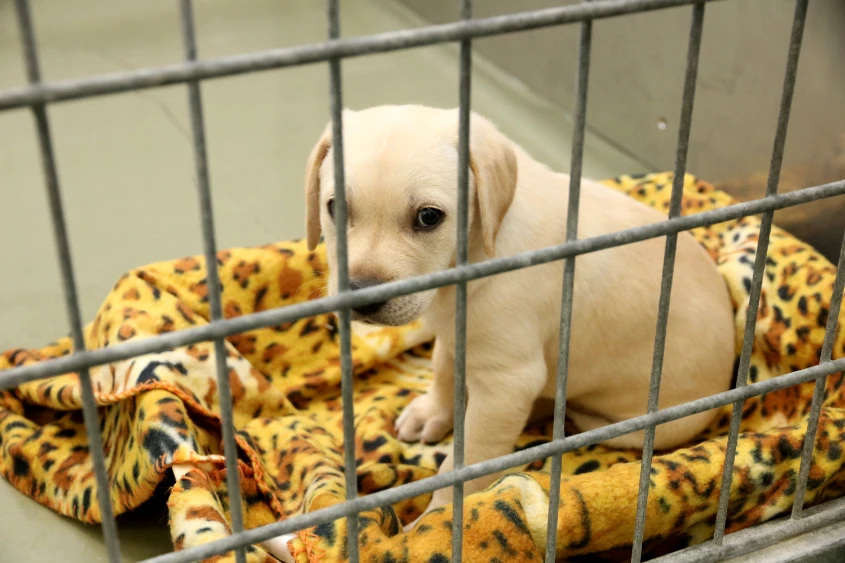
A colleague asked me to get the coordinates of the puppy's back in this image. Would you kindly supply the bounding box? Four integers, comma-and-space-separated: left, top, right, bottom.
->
492, 148, 735, 434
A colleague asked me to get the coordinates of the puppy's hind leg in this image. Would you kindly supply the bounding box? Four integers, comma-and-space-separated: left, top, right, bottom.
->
567, 409, 715, 451
567, 410, 645, 450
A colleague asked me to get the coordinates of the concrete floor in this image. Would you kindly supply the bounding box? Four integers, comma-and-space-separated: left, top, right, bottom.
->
0, 0, 643, 561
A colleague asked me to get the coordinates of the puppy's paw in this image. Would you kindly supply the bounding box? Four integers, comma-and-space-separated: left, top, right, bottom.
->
395, 394, 453, 444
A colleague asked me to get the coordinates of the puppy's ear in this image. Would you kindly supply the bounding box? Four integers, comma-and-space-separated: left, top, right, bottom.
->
468, 115, 518, 257
304, 125, 332, 251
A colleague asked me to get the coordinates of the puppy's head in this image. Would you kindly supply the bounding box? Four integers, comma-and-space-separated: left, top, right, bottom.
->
305, 105, 517, 326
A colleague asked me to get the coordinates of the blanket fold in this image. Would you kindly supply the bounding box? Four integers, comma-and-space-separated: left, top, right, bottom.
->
1, 172, 843, 562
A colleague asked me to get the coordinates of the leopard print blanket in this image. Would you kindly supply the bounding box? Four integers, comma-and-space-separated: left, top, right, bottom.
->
1, 173, 843, 562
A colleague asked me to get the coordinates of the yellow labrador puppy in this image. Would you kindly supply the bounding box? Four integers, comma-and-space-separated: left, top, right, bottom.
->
304, 104, 735, 517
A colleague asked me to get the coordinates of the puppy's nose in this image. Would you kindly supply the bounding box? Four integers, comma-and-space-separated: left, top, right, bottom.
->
348, 278, 388, 315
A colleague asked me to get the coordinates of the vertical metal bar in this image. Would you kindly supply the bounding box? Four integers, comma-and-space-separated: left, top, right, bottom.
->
13, 1, 122, 561
630, 5, 705, 562
177, 2, 246, 562
452, 2, 472, 560
544, 13, 592, 563
792, 231, 845, 517
712, 0, 809, 544
326, 2, 359, 562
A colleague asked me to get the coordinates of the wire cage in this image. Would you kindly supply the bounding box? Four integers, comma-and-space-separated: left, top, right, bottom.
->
2, 0, 845, 562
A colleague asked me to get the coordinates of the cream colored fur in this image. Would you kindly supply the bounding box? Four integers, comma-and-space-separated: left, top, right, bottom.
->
304, 104, 735, 521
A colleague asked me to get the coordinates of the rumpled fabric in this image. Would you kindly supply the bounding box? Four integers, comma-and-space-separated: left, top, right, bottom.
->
1, 172, 843, 562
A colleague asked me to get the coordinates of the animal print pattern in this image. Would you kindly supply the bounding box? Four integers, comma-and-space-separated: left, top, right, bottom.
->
1, 173, 843, 562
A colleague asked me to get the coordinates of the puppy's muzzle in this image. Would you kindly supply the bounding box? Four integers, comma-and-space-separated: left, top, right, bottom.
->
348, 278, 388, 316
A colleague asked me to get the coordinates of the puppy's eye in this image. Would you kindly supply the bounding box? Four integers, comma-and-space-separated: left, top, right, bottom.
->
415, 207, 444, 230
327, 199, 335, 219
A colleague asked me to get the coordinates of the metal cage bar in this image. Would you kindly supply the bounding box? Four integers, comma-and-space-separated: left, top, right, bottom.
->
713, 0, 809, 544
136, 355, 845, 563
325, 2, 360, 561
544, 9, 592, 563
12, 1, 122, 561
3, 180, 842, 392
792, 230, 845, 517
2, 1, 844, 562
650, 495, 845, 563
177, 3, 247, 562
0, 0, 730, 113
631, 4, 705, 561
451, 1, 473, 560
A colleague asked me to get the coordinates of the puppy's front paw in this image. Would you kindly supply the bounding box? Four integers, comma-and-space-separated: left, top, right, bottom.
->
394, 393, 453, 444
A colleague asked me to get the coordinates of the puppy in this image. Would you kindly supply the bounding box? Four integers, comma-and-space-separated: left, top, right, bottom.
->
304, 104, 735, 518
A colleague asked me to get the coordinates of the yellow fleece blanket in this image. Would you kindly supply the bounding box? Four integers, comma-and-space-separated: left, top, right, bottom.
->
1, 172, 844, 562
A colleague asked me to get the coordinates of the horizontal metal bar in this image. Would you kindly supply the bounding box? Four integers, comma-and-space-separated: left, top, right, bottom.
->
650, 496, 845, 563
0, 0, 728, 112
721, 518, 845, 563
135, 355, 845, 563
2, 179, 843, 390
724, 520, 845, 563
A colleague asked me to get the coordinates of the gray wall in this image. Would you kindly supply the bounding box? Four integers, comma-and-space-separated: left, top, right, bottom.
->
396, 0, 845, 259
